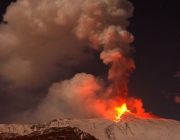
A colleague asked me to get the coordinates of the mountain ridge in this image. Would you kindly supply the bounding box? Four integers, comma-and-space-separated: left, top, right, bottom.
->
0, 114, 180, 140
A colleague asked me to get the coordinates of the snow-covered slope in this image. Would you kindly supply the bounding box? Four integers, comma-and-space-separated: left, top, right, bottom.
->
0, 114, 180, 140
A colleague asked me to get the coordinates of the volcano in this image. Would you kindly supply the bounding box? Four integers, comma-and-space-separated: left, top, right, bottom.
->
0, 114, 180, 140
0, 1, 179, 139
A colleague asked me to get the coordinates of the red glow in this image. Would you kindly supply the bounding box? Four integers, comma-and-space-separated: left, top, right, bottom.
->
111, 98, 160, 122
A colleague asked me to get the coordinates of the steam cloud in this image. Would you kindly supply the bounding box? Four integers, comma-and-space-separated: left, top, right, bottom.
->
0, 0, 146, 123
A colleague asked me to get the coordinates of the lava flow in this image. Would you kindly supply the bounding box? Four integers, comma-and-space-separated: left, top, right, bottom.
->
114, 103, 130, 121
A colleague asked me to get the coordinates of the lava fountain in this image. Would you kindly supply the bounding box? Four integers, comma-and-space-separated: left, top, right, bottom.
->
114, 103, 130, 121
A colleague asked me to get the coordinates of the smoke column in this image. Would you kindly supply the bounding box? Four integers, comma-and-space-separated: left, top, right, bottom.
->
0, 0, 147, 123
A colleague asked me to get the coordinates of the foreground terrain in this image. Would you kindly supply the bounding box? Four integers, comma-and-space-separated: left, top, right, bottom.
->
0, 114, 180, 140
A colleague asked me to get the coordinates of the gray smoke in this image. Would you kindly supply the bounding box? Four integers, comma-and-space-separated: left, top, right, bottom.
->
0, 0, 95, 88
0, 0, 139, 123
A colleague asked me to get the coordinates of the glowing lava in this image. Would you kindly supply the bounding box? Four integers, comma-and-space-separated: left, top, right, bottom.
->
114, 103, 130, 121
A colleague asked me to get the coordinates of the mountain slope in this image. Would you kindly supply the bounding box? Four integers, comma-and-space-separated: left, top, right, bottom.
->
0, 114, 180, 140
0, 127, 97, 140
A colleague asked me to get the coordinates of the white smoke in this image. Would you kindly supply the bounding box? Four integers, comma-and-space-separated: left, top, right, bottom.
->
0, 0, 138, 123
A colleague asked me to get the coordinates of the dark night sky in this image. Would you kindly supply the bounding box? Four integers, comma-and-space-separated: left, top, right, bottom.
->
0, 0, 180, 122
127, 0, 180, 120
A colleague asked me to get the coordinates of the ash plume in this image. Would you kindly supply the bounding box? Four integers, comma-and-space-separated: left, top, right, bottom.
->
0, 0, 146, 123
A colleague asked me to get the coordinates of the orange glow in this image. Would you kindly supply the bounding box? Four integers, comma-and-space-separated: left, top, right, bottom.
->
114, 103, 130, 121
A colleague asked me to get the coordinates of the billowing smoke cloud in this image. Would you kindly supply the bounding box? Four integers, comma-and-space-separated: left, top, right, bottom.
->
0, 0, 95, 88
0, 0, 148, 123
17, 73, 111, 122
0, 0, 134, 89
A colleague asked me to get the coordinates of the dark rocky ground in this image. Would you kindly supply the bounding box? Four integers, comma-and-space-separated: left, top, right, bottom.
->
0, 127, 98, 140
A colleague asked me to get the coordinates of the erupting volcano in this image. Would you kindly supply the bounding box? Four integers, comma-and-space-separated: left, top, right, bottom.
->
0, 0, 157, 123
0, 0, 180, 139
